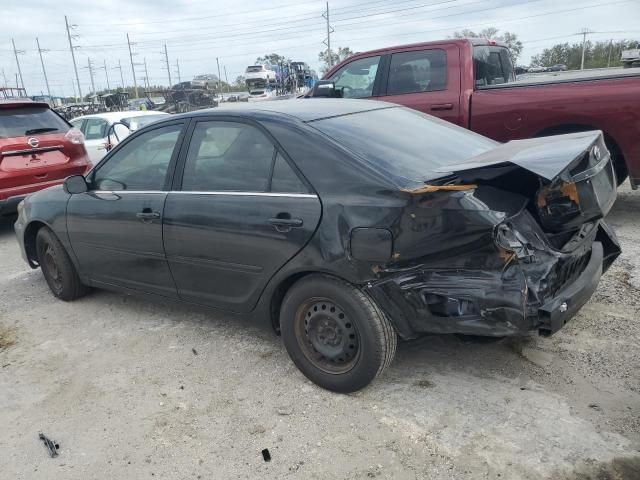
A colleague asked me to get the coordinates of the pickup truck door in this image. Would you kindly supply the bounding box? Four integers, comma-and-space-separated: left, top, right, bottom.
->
377, 44, 463, 126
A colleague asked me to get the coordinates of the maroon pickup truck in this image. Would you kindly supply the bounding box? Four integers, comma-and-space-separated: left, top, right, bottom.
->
322, 38, 640, 188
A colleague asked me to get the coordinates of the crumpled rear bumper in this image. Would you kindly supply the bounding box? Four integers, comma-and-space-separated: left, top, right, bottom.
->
366, 222, 620, 339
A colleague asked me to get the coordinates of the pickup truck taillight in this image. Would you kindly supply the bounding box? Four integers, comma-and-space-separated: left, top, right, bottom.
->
65, 128, 85, 145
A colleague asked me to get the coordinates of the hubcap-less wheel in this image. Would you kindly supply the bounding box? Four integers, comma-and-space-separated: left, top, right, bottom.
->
43, 243, 62, 293
295, 298, 360, 374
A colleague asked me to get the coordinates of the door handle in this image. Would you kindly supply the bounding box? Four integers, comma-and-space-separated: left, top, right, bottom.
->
430, 103, 454, 111
268, 217, 303, 227
136, 210, 160, 222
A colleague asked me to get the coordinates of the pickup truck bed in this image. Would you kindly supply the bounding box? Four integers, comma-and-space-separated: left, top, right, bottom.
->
323, 39, 640, 188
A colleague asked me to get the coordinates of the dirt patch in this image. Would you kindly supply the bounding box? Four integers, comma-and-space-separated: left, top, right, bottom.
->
560, 456, 640, 480
0, 325, 16, 351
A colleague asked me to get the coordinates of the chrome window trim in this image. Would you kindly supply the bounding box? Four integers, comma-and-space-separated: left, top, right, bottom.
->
92, 190, 317, 199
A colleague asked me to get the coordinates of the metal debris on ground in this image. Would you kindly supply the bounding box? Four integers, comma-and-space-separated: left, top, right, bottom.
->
38, 433, 59, 458
262, 449, 271, 462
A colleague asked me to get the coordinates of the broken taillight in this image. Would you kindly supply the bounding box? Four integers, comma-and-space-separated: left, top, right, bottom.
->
64, 128, 85, 145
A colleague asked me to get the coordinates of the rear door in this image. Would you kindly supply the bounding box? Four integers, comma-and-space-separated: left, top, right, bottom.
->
378, 44, 463, 125
163, 118, 321, 312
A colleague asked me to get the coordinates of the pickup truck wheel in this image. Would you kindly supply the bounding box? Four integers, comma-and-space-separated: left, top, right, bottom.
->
36, 227, 88, 301
280, 274, 396, 393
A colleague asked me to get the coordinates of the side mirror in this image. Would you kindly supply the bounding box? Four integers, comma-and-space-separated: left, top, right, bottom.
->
63, 175, 88, 195
311, 80, 342, 98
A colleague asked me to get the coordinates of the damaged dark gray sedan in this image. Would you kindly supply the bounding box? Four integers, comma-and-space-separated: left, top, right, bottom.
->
14, 99, 620, 392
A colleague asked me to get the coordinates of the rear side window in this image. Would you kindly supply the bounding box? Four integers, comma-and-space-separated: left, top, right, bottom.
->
181, 121, 275, 192
0, 106, 69, 139
387, 49, 447, 95
474, 46, 515, 87
328, 56, 381, 98
271, 152, 308, 193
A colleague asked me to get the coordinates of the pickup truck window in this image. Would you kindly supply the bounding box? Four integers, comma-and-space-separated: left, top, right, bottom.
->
388, 49, 447, 95
474, 46, 515, 87
328, 56, 381, 98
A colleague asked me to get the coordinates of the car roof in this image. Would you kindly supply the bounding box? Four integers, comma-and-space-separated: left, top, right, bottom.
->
71, 110, 169, 122
178, 98, 397, 123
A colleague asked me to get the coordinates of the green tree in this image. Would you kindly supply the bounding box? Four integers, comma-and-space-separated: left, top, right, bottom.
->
255, 53, 291, 66
317, 46, 355, 74
452, 27, 523, 63
530, 39, 640, 69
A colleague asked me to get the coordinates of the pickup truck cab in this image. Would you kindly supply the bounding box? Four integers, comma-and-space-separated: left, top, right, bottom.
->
323, 38, 640, 188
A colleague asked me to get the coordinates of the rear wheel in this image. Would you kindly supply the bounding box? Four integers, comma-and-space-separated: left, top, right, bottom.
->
36, 227, 88, 301
280, 274, 396, 393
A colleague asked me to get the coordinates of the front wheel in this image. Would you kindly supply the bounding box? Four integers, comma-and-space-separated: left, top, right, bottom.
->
280, 275, 397, 393
36, 227, 89, 301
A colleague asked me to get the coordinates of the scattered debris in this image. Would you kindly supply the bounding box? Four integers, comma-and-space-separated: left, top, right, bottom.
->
38, 433, 59, 458
192, 348, 198, 355
276, 405, 293, 416
413, 379, 435, 389
588, 403, 602, 412
262, 449, 271, 462
179, 385, 184, 390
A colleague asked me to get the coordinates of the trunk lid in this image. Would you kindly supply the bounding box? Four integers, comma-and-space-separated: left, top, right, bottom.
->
433, 131, 617, 232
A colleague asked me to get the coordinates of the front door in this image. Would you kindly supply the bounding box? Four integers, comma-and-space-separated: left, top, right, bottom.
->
163, 119, 321, 312
81, 117, 110, 165
378, 45, 463, 126
67, 122, 185, 297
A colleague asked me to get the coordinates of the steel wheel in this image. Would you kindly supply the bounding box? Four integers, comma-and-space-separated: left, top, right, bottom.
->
295, 298, 361, 375
42, 243, 63, 293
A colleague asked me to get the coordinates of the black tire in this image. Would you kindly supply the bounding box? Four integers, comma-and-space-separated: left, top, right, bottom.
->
280, 274, 397, 393
36, 227, 88, 301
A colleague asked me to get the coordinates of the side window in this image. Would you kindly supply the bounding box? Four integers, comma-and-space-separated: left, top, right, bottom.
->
70, 119, 84, 132
271, 153, 308, 193
387, 49, 447, 95
181, 121, 275, 192
474, 46, 516, 86
93, 124, 182, 191
328, 56, 381, 98
83, 118, 108, 140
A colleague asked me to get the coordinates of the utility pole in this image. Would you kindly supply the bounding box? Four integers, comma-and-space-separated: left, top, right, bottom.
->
71, 78, 77, 102
216, 57, 222, 90
322, 2, 334, 68
84, 57, 96, 96
36, 38, 51, 98
127, 33, 139, 98
143, 57, 150, 90
607, 39, 613, 68
578, 28, 593, 70
163, 43, 172, 87
113, 59, 125, 89
97, 59, 111, 92
11, 38, 26, 93
175, 59, 181, 83
2, 69, 8, 88
224, 65, 229, 92
65, 16, 82, 100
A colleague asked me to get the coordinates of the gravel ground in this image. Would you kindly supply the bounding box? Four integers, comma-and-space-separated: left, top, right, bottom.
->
0, 184, 639, 480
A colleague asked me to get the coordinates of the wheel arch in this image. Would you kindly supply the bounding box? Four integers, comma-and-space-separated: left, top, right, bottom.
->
268, 270, 355, 335
23, 220, 50, 267
533, 123, 627, 182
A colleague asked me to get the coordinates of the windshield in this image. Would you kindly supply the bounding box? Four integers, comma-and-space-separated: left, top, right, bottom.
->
246, 66, 264, 73
0, 106, 69, 139
473, 46, 516, 87
310, 107, 497, 186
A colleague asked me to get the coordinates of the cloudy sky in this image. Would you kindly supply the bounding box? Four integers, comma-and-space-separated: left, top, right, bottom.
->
1, 0, 638, 97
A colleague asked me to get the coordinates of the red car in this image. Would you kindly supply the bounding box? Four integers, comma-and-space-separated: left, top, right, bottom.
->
0, 100, 90, 215
321, 39, 640, 188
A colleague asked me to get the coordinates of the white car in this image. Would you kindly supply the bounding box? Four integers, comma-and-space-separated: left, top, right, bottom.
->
245, 64, 276, 88
70, 111, 170, 165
